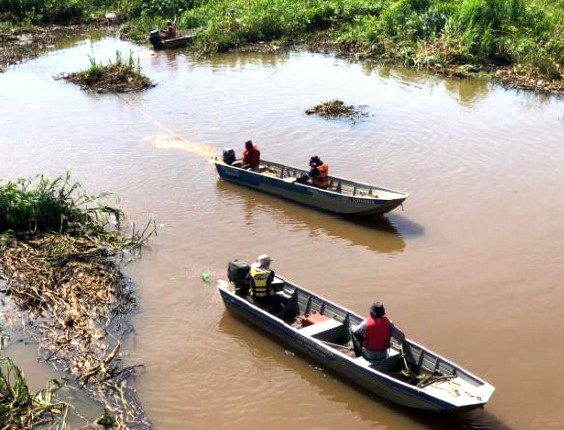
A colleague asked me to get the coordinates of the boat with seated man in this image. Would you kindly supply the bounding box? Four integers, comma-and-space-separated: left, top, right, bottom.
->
218, 260, 495, 412
211, 149, 408, 216
149, 27, 202, 49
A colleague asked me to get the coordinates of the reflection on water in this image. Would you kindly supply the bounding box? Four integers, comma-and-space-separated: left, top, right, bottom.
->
215, 180, 408, 253
218, 312, 513, 430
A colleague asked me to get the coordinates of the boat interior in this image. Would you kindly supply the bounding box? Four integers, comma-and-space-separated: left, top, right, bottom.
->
259, 160, 387, 198
219, 154, 400, 199
226, 264, 479, 389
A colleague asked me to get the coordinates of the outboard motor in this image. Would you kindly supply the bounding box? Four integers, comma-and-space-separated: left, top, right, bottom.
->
222, 148, 236, 165
149, 30, 162, 48
228, 260, 250, 296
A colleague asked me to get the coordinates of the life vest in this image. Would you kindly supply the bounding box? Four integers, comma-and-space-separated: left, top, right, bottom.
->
312, 162, 329, 189
363, 316, 391, 350
250, 265, 272, 298
243, 145, 261, 168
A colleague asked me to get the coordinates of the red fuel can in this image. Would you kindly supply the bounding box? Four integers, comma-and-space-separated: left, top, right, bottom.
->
300, 311, 330, 327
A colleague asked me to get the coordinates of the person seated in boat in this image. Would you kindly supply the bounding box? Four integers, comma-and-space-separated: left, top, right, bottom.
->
232, 140, 261, 171
296, 155, 329, 189
247, 254, 289, 316
351, 302, 405, 361
164, 20, 177, 39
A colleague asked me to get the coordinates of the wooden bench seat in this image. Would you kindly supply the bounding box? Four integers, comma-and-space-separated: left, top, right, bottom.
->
298, 318, 342, 336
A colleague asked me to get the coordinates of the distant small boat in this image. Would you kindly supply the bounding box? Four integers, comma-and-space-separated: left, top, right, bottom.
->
218, 261, 496, 412
211, 153, 408, 216
149, 28, 201, 50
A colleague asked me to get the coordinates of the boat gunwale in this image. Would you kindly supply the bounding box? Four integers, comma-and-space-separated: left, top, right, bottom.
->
217, 278, 494, 410
212, 158, 409, 200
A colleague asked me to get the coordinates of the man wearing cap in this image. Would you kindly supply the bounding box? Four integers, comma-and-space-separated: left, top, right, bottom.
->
352, 302, 405, 361
249, 254, 275, 300
296, 155, 329, 189
247, 254, 289, 316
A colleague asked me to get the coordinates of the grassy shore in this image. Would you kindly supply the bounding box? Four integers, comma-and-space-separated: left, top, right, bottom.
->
122, 0, 564, 93
1, 0, 562, 92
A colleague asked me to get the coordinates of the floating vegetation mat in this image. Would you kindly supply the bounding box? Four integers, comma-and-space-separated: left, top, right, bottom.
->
306, 99, 367, 121
0, 172, 155, 429
62, 50, 154, 93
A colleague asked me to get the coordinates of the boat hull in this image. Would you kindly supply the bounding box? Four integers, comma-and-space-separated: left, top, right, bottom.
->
150, 36, 192, 49
218, 282, 494, 412
213, 160, 407, 216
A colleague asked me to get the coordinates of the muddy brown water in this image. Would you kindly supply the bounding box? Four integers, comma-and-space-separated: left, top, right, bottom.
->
1, 34, 564, 429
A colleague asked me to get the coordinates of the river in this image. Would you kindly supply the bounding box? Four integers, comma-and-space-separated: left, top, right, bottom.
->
1, 33, 564, 430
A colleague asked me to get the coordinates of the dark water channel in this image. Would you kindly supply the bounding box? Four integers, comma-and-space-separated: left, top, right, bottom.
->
1, 34, 564, 429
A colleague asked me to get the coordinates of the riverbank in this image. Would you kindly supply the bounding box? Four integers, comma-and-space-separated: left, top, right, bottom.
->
1, 19, 562, 94
0, 173, 154, 428
0, 23, 118, 72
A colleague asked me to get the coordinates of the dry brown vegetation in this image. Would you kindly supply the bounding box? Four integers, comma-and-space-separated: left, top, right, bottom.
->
1, 233, 152, 428
0, 173, 154, 428
0, 24, 115, 72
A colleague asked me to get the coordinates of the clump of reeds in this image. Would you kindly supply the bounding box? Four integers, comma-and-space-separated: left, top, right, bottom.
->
305, 99, 366, 121
62, 50, 154, 93
0, 357, 69, 428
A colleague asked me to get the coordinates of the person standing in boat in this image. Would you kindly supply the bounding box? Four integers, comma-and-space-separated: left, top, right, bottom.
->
352, 302, 405, 360
232, 140, 261, 171
296, 155, 329, 189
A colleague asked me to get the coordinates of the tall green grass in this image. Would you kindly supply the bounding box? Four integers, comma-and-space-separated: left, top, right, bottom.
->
0, 171, 122, 236
122, 0, 561, 83
0, 0, 117, 24
3, 0, 561, 84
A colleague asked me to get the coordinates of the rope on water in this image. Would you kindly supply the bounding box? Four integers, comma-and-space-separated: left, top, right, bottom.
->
111, 90, 192, 145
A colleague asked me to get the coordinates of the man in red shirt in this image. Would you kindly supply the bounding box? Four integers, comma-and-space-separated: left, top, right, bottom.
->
352, 302, 405, 361
232, 140, 261, 171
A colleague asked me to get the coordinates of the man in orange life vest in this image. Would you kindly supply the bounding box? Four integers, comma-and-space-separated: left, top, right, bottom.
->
232, 140, 261, 171
296, 155, 329, 189
352, 302, 405, 361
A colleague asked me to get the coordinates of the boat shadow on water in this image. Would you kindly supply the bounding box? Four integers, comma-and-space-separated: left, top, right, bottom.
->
218, 311, 513, 430
215, 181, 424, 253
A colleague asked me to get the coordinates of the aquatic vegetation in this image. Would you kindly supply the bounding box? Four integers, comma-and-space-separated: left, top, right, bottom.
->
62, 50, 154, 93
0, 357, 69, 428
0, 171, 155, 428
306, 99, 367, 121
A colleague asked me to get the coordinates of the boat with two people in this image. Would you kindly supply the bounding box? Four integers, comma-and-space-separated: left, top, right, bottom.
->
218, 260, 495, 412
211, 150, 409, 216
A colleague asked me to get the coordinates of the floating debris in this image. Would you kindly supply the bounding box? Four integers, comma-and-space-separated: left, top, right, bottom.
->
305, 99, 367, 121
